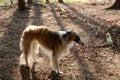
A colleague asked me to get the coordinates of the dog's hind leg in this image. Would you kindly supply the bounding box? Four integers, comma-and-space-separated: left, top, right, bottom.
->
20, 38, 31, 67
31, 41, 39, 63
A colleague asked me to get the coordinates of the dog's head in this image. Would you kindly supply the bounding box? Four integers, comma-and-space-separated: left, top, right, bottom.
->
63, 31, 84, 45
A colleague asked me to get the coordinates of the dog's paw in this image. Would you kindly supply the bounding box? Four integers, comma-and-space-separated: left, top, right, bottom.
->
58, 71, 64, 74
51, 70, 63, 74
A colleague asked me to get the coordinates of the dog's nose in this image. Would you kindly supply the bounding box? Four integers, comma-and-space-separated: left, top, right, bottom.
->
81, 42, 84, 45
78, 41, 84, 45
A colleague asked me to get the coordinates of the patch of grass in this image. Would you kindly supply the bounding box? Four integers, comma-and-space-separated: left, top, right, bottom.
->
0, 2, 10, 6
0, 2, 17, 7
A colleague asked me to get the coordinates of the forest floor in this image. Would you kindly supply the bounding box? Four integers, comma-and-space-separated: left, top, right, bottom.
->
0, 2, 120, 80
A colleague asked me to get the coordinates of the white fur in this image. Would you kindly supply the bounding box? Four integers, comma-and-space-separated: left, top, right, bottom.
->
58, 31, 66, 37
19, 38, 26, 65
19, 38, 23, 51
20, 52, 26, 65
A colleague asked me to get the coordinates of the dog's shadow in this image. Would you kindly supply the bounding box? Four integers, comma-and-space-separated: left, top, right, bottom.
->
19, 65, 31, 80
19, 64, 39, 80
19, 64, 63, 80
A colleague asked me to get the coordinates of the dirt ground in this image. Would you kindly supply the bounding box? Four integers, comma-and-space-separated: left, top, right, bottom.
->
0, 2, 120, 80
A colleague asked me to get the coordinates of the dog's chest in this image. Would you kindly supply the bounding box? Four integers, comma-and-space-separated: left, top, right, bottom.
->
58, 42, 74, 59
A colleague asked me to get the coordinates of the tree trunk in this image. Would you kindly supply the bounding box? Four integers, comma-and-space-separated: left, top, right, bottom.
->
10, 0, 13, 5
18, 0, 26, 11
27, 0, 33, 6
46, 0, 49, 4
58, 0, 64, 3
109, 0, 120, 9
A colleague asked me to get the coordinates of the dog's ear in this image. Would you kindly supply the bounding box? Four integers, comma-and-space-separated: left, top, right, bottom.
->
63, 31, 71, 40
66, 31, 73, 38
66, 31, 72, 35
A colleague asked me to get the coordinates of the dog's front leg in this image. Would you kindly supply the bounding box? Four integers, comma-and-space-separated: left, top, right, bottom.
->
50, 53, 60, 74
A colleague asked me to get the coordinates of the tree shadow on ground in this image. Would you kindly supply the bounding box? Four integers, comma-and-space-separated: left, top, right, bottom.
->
62, 3, 120, 52
72, 47, 95, 80
0, 8, 30, 80
32, 3, 44, 26
106, 7, 120, 10
62, 3, 110, 39
49, 4, 65, 31
63, 3, 108, 32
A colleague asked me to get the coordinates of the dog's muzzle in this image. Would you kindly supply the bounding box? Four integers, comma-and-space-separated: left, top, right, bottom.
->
76, 41, 84, 45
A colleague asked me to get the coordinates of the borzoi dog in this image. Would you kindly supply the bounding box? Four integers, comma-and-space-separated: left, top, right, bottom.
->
19, 25, 84, 73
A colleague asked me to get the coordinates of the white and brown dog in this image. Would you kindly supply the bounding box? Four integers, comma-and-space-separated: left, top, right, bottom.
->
19, 25, 84, 73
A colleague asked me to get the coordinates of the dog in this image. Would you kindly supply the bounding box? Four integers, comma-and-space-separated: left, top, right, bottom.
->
19, 25, 84, 73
